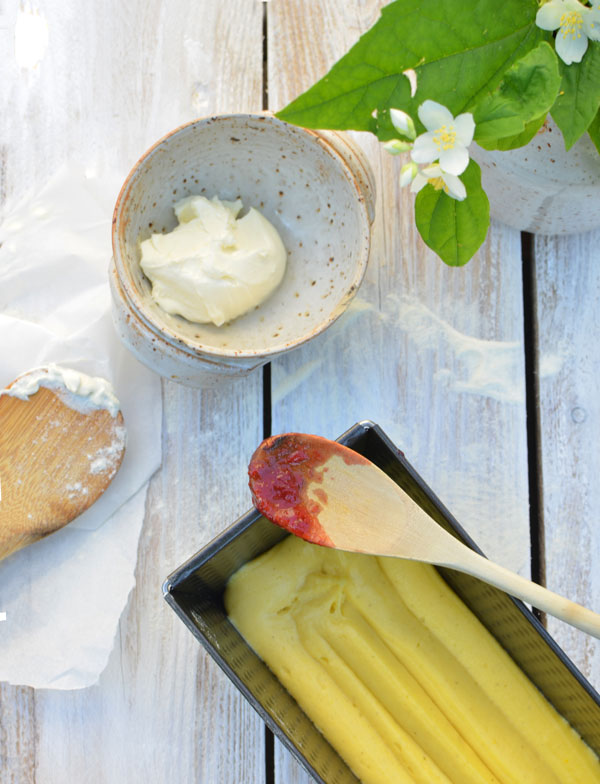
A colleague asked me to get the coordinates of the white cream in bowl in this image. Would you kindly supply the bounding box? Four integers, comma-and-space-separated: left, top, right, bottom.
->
139, 195, 287, 326
110, 113, 375, 387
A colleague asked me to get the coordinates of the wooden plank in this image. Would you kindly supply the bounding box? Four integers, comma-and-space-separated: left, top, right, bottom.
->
1, 2, 266, 782
1, 1, 264, 200
267, 3, 379, 776
268, 0, 529, 780
27, 384, 266, 784
534, 233, 600, 691
267, 0, 529, 590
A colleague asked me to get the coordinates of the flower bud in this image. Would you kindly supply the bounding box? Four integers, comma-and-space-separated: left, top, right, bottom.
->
399, 161, 419, 187
382, 139, 412, 155
390, 108, 416, 140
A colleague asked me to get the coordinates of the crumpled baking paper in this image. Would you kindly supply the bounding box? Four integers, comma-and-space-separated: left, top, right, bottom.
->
0, 164, 162, 689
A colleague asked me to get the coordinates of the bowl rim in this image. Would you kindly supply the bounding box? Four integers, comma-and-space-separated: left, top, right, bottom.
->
111, 112, 372, 360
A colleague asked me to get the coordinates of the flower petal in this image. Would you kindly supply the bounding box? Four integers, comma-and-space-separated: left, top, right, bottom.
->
454, 113, 475, 146
442, 172, 467, 201
411, 132, 439, 164
536, 0, 565, 30
403, 69, 418, 98
410, 172, 428, 194
439, 145, 469, 176
555, 27, 588, 63
584, 10, 600, 40
418, 100, 453, 132
563, 0, 587, 11
400, 162, 418, 187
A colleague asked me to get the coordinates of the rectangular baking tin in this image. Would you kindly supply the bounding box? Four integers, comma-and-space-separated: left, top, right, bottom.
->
163, 420, 600, 784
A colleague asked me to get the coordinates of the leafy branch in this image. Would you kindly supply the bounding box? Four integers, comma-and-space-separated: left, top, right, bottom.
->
276, 0, 599, 265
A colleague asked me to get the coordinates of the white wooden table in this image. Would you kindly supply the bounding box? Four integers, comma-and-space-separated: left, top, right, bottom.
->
1, 2, 599, 782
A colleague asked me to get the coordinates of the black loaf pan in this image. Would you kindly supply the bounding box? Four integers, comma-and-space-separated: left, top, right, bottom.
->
163, 420, 600, 784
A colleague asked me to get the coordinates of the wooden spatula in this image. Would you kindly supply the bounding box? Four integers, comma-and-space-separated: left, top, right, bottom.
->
249, 433, 600, 639
0, 367, 126, 560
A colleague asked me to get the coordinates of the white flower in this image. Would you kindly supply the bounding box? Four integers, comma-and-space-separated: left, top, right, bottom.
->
390, 108, 416, 140
411, 101, 475, 176
410, 164, 467, 201
536, 0, 600, 65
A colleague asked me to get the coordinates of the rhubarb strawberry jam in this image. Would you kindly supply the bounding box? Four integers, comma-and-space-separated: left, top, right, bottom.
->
248, 433, 367, 546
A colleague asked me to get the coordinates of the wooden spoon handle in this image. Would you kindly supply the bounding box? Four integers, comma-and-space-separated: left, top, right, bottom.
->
445, 543, 600, 638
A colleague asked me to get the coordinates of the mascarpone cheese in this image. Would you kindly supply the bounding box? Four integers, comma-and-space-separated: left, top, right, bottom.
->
139, 195, 287, 326
0, 364, 121, 417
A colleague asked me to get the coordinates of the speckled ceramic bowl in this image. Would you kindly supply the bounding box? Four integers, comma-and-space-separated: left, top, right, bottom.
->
110, 113, 375, 387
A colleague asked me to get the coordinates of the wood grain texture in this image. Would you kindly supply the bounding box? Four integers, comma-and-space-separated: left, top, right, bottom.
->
267, 0, 529, 579
534, 232, 600, 691
1, 2, 266, 782
268, 1, 530, 780
0, 683, 36, 784
26, 381, 266, 784
1, 0, 264, 203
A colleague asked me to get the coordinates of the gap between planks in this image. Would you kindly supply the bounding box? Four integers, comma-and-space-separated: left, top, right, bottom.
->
522, 231, 546, 624
261, 2, 276, 782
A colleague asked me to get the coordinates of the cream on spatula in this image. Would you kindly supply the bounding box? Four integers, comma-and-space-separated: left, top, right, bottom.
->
0, 365, 126, 560
249, 433, 600, 639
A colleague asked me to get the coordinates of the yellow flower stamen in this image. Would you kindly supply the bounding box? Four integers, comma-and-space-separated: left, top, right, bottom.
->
433, 124, 457, 151
429, 176, 448, 193
560, 10, 583, 38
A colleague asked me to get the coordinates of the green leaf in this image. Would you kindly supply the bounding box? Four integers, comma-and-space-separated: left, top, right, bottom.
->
476, 113, 547, 151
276, 0, 542, 137
588, 109, 600, 154
473, 42, 560, 143
551, 41, 600, 149
414, 160, 490, 266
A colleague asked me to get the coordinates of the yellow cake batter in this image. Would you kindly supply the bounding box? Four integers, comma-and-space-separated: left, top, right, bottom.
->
225, 536, 600, 784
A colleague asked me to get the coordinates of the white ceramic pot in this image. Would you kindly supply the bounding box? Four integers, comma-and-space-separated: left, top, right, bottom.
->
111, 113, 375, 387
470, 117, 600, 235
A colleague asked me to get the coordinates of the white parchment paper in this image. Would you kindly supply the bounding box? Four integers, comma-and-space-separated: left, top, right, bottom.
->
0, 164, 162, 689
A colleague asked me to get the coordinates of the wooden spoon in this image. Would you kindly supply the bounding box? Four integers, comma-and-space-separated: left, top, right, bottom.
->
0, 367, 126, 560
249, 433, 600, 639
